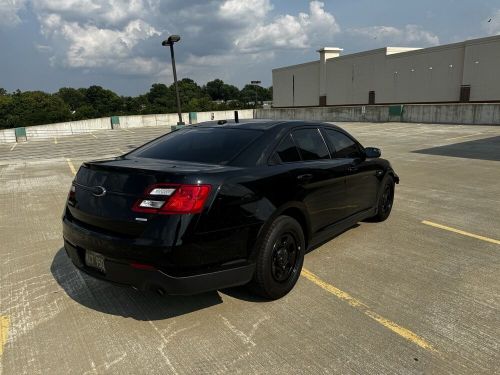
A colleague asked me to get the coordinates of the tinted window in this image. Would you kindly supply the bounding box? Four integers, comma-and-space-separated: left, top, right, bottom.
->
275, 134, 301, 163
132, 127, 261, 164
324, 129, 361, 158
292, 128, 330, 161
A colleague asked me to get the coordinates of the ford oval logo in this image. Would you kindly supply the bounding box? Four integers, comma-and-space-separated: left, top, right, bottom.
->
92, 186, 107, 197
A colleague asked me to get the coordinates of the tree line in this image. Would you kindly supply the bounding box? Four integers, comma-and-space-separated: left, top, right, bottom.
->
0, 79, 272, 129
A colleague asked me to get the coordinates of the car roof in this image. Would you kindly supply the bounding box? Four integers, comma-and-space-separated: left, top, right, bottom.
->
195, 119, 343, 131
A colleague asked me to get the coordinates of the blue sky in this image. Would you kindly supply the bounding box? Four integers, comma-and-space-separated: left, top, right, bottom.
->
0, 0, 498, 95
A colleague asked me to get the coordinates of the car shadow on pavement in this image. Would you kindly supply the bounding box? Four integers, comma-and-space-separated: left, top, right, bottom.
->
412, 135, 500, 161
51, 248, 223, 321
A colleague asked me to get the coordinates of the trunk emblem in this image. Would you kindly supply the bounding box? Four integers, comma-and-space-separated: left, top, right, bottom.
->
92, 186, 107, 197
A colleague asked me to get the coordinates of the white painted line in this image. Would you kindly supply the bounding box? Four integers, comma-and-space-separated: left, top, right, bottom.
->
90, 133, 97, 139
10, 143, 17, 151
123, 128, 135, 133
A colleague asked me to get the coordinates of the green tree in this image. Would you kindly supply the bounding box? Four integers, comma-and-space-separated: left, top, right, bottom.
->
205, 79, 225, 101
0, 78, 263, 130
57, 87, 86, 112
0, 91, 72, 128
84, 85, 122, 117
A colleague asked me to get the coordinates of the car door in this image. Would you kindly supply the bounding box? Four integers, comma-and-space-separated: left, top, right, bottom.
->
282, 127, 351, 233
322, 128, 379, 216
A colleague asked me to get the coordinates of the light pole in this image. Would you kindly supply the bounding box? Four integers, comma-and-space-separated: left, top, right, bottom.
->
251, 80, 261, 108
162, 35, 184, 125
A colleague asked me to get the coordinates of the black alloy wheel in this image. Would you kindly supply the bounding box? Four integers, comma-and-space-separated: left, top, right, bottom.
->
271, 233, 298, 283
250, 215, 305, 299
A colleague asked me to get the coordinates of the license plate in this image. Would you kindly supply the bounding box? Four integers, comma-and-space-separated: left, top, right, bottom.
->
85, 250, 106, 273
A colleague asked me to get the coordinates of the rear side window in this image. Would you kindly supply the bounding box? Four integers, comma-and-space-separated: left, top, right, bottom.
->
132, 127, 262, 164
324, 129, 362, 158
275, 134, 301, 163
292, 128, 330, 161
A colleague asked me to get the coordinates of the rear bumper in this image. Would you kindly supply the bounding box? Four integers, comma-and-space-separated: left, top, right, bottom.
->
62, 217, 255, 295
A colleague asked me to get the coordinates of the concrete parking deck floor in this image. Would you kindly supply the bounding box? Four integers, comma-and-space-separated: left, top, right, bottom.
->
1, 123, 499, 374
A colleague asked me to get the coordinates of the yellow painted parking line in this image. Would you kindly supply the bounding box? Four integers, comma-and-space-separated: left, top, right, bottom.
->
0, 315, 10, 356
66, 158, 77, 176
422, 220, 500, 245
301, 268, 437, 352
123, 128, 135, 133
10, 143, 17, 151
445, 133, 482, 141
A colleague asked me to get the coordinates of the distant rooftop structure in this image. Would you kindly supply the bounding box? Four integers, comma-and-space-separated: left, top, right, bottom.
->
272, 35, 500, 107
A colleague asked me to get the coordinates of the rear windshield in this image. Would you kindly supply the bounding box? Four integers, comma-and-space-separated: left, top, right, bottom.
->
131, 127, 262, 164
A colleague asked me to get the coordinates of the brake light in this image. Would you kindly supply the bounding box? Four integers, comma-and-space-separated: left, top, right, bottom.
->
68, 183, 76, 199
132, 184, 212, 214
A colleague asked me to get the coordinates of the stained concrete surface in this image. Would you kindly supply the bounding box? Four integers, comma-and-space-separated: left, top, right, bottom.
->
0, 123, 499, 374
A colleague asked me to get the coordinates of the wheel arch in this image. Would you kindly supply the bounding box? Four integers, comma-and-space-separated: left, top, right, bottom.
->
249, 202, 311, 260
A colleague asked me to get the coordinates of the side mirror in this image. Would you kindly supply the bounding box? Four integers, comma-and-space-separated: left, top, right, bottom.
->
365, 147, 381, 158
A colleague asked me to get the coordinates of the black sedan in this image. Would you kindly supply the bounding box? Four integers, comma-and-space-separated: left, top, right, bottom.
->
63, 120, 399, 299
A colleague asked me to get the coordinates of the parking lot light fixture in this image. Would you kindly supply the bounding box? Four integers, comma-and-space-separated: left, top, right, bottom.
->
251, 80, 261, 109
162, 35, 184, 126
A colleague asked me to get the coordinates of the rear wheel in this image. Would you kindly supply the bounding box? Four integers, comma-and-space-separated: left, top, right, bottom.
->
250, 216, 305, 300
370, 176, 395, 222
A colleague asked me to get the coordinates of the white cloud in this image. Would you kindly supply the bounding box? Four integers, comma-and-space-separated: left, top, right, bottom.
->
0, 0, 27, 26
234, 1, 340, 52
219, 0, 273, 23
348, 24, 439, 46
32, 0, 162, 75
485, 10, 500, 35
0, 0, 444, 88
32, 0, 158, 26
43, 18, 160, 73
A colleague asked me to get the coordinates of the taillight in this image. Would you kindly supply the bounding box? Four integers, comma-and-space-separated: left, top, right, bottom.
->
132, 184, 212, 214
68, 183, 76, 199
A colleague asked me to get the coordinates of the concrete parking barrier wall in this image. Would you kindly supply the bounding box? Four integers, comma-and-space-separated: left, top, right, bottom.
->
117, 110, 254, 128
0, 109, 255, 143
25, 117, 111, 139
0, 128, 16, 143
256, 104, 500, 125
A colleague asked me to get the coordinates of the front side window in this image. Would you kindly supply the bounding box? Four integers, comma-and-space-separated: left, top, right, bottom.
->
324, 129, 362, 159
292, 128, 330, 161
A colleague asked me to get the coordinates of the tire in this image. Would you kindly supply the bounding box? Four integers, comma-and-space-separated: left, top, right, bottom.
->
370, 176, 395, 222
250, 215, 305, 300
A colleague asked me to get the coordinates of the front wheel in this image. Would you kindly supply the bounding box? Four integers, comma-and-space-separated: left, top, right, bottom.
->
370, 176, 395, 222
250, 216, 305, 300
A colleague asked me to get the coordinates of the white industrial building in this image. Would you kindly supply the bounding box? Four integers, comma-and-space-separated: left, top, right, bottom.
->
272, 35, 500, 107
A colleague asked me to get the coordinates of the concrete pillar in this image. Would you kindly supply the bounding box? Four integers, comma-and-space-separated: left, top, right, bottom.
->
317, 47, 342, 106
